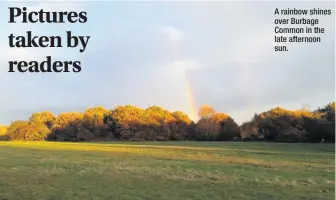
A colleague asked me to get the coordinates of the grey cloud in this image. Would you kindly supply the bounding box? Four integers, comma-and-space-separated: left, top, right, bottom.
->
0, 1, 334, 125
189, 56, 334, 115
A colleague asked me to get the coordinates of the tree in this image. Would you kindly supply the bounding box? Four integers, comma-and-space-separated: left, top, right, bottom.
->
7, 120, 30, 140
0, 126, 7, 135
198, 105, 216, 119
309, 102, 335, 142
83, 106, 109, 137
172, 111, 192, 125
240, 121, 259, 140
171, 111, 192, 140
252, 107, 309, 142
0, 125, 8, 140
110, 105, 146, 140
217, 117, 240, 141
246, 104, 335, 142
49, 112, 92, 141
29, 111, 55, 129
2, 102, 334, 143
196, 105, 217, 140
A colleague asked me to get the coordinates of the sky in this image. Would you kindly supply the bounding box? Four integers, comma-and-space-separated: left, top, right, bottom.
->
0, 0, 335, 125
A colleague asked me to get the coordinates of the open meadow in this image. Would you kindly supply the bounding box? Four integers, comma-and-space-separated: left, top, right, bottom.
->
0, 141, 334, 200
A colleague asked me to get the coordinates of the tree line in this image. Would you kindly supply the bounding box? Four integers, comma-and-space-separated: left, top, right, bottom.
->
0, 102, 334, 143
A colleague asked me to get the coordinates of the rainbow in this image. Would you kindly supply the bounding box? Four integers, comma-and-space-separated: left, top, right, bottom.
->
183, 74, 199, 122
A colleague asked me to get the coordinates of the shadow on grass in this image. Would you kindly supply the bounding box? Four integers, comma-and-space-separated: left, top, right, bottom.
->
0, 142, 334, 172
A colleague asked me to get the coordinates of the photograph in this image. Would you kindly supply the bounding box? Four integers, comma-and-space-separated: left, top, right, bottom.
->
0, 0, 335, 199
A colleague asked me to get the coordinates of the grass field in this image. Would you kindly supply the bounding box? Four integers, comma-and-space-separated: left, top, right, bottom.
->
0, 141, 334, 200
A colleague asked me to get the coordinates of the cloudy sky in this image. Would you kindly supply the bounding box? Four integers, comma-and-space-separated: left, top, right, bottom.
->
0, 0, 334, 124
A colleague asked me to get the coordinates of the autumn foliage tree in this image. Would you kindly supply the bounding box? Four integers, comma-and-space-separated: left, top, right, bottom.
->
82, 106, 109, 138
0, 125, 7, 139
7, 120, 30, 140
2, 102, 334, 143
196, 105, 240, 141
240, 120, 259, 140
29, 111, 55, 129
245, 103, 335, 142
6, 111, 54, 141
48, 112, 92, 141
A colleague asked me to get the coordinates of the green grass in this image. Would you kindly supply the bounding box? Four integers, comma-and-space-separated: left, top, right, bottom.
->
0, 141, 334, 200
